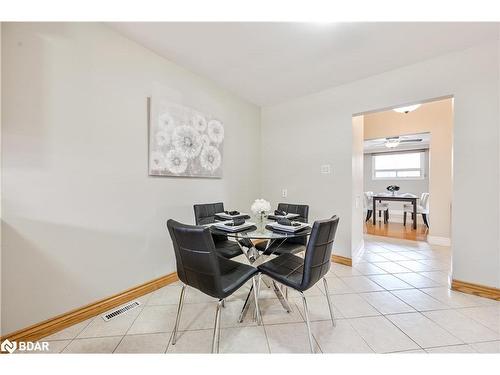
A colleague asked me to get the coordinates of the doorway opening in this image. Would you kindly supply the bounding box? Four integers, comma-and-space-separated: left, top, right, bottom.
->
364, 132, 430, 241
354, 97, 453, 245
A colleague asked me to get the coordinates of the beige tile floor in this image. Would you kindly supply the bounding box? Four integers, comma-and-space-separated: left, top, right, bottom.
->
37, 235, 499, 354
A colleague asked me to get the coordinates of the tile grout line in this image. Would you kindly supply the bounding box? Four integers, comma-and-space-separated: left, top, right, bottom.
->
59, 315, 95, 353
422, 307, 500, 341
111, 302, 149, 353
339, 313, 376, 353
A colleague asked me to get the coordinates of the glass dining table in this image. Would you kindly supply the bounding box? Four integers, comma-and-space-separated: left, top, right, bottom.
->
208, 219, 312, 323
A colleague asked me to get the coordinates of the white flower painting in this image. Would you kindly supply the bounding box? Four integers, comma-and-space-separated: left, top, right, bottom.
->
200, 145, 222, 172
165, 149, 188, 174
207, 119, 224, 144
172, 125, 202, 159
149, 97, 224, 178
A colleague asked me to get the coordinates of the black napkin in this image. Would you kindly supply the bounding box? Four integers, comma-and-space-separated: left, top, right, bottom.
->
224, 210, 240, 215
225, 217, 246, 226
277, 218, 302, 227
274, 210, 287, 216
277, 218, 292, 226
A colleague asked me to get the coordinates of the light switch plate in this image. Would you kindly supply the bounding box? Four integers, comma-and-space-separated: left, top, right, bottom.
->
282, 188, 288, 198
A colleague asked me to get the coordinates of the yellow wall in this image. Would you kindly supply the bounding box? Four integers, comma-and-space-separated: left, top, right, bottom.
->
364, 98, 453, 242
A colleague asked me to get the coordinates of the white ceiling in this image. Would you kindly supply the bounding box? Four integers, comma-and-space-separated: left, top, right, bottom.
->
109, 22, 499, 106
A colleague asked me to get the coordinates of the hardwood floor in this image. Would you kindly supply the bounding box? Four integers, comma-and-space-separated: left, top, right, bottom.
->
364, 220, 428, 241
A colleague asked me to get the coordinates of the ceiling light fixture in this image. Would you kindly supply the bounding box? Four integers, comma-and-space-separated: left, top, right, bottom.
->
393, 104, 421, 114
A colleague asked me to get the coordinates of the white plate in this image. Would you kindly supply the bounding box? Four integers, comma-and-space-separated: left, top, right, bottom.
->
271, 213, 300, 219
267, 221, 310, 233
212, 221, 256, 232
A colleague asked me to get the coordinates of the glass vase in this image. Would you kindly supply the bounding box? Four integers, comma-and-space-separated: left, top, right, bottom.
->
257, 212, 266, 232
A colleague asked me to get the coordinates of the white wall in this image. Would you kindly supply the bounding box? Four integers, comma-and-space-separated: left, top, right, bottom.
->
262, 41, 500, 288
363, 150, 430, 221
351, 116, 364, 259
1, 23, 261, 334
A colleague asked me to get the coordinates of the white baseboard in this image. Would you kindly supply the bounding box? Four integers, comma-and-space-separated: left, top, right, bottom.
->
427, 236, 451, 246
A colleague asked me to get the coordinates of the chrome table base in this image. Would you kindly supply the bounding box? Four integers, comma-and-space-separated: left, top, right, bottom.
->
236, 237, 291, 323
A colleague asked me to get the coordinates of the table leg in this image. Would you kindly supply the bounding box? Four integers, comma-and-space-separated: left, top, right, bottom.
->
261, 277, 271, 288
238, 284, 253, 323
413, 199, 417, 230
372, 198, 376, 225
235, 237, 292, 322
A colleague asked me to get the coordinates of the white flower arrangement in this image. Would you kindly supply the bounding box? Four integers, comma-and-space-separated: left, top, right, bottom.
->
251, 199, 271, 215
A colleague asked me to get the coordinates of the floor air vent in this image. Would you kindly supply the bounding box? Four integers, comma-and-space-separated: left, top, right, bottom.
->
102, 301, 141, 321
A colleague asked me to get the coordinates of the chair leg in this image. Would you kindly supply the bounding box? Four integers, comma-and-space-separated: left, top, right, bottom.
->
300, 292, 315, 353
272, 280, 293, 313
212, 299, 223, 354
252, 276, 262, 325
365, 210, 372, 222
322, 278, 336, 327
171, 284, 186, 345
403, 211, 407, 226
422, 214, 429, 228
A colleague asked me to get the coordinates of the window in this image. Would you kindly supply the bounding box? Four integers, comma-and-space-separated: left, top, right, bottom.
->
372, 151, 424, 180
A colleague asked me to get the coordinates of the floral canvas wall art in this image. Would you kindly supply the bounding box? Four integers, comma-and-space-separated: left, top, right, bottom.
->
148, 97, 224, 178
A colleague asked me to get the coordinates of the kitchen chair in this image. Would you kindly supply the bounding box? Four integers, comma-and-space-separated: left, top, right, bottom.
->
255, 203, 310, 255
403, 192, 430, 228
193, 202, 243, 259
364, 192, 389, 223
257, 215, 340, 353
167, 219, 260, 353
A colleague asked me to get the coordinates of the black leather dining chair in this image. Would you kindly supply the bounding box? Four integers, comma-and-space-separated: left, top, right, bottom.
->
193, 202, 243, 259
167, 219, 261, 353
257, 216, 339, 353
276, 203, 309, 223
256, 203, 310, 256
